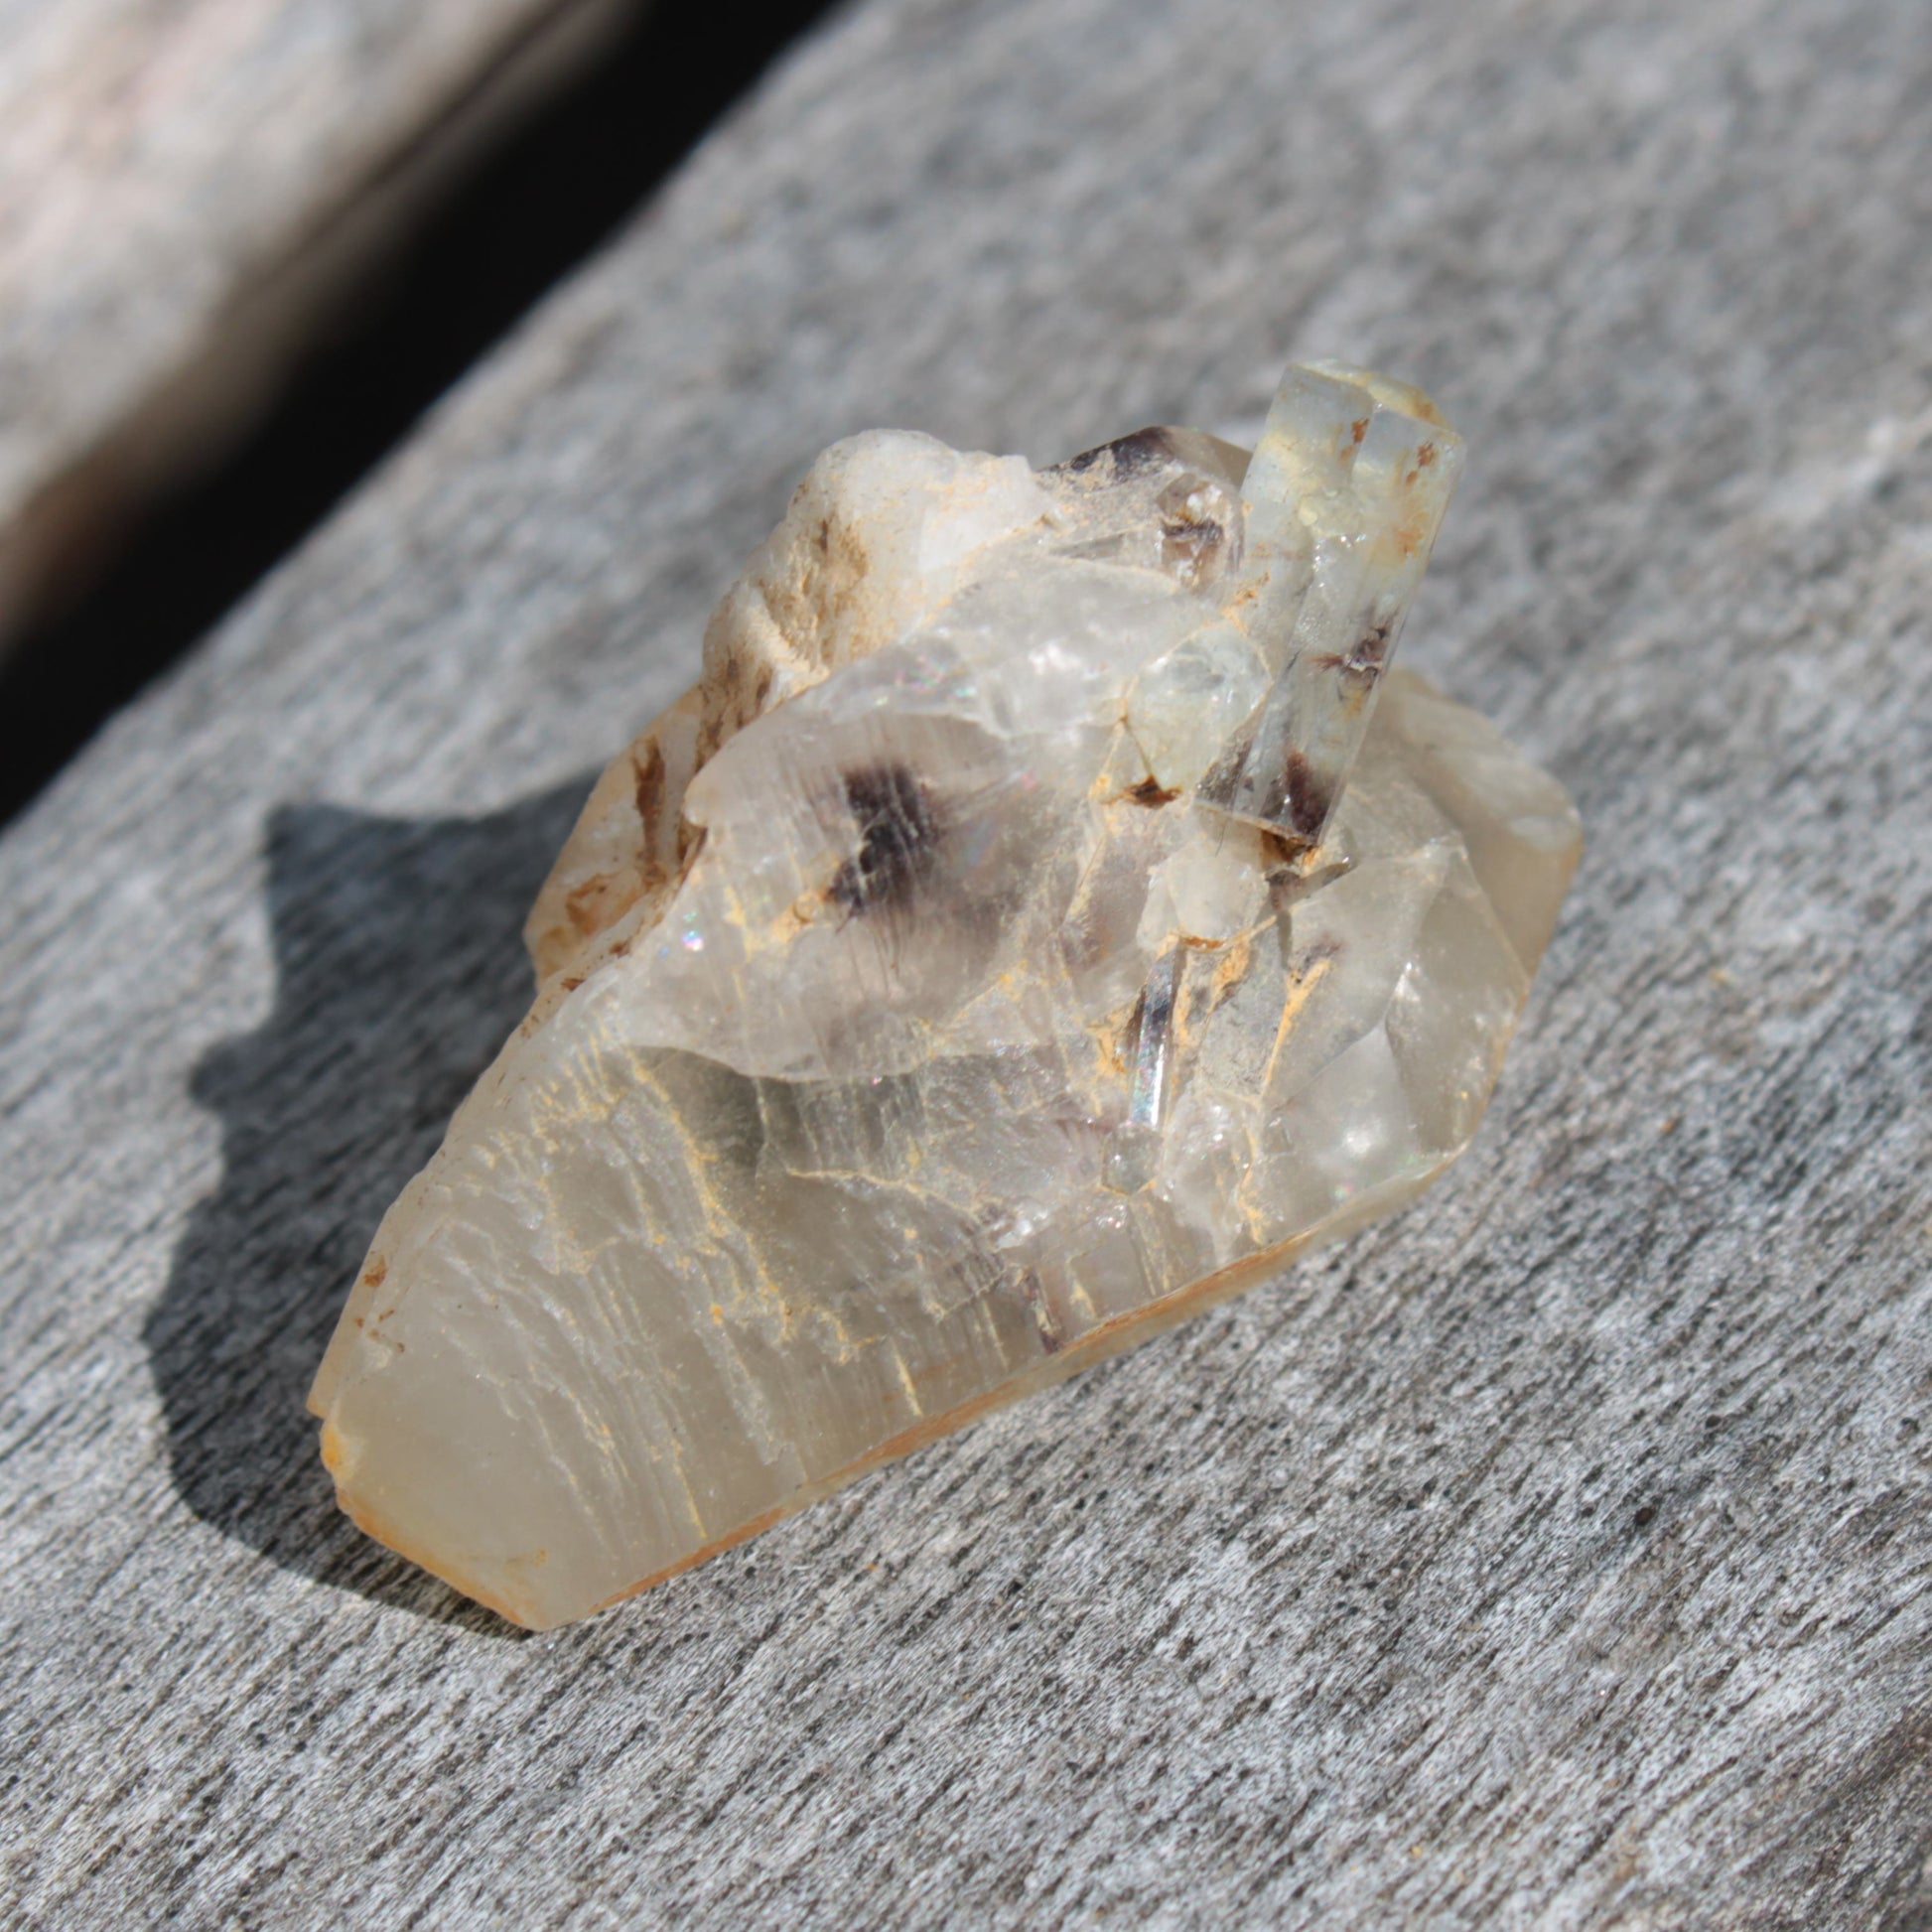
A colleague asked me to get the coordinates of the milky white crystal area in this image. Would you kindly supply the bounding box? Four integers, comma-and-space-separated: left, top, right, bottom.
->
310, 363, 1581, 1629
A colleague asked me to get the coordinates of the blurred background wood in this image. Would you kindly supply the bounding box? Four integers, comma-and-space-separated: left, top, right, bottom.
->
3, 0, 1930, 1924
0, 0, 841, 827
0, 0, 645, 653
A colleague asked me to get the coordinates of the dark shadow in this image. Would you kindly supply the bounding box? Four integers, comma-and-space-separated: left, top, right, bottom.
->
0, 0, 845, 829
145, 775, 593, 1632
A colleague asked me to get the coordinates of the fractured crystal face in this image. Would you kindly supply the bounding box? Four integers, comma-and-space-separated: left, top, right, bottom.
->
309, 362, 1581, 1629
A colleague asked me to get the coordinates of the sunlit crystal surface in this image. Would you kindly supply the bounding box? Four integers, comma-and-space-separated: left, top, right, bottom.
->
310, 363, 1581, 1629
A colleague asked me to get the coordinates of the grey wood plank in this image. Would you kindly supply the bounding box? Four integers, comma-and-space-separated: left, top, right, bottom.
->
3, 0, 1931, 1923
0, 0, 641, 648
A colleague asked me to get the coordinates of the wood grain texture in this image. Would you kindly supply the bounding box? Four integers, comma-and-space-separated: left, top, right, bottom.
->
0, 0, 640, 644
3, 0, 1931, 1922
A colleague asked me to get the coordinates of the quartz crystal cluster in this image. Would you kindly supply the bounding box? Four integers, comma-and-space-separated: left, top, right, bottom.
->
310, 361, 1581, 1629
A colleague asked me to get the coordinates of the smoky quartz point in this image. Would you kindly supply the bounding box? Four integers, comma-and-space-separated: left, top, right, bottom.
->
310, 361, 1581, 1629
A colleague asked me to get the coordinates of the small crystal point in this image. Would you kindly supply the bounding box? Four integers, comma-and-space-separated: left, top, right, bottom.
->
1196, 360, 1466, 850
310, 365, 1577, 1629
1103, 943, 1185, 1193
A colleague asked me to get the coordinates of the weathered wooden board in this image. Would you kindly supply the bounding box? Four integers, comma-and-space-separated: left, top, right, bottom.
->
4, 0, 1931, 1923
0, 0, 639, 647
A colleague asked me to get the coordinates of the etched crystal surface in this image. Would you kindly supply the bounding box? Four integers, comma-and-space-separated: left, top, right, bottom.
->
310, 363, 1581, 1629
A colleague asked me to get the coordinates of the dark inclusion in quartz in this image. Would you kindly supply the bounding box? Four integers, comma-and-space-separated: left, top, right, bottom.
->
830, 763, 943, 917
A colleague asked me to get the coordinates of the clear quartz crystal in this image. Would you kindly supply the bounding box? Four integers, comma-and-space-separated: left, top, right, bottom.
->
310, 362, 1581, 1629
1195, 362, 1465, 848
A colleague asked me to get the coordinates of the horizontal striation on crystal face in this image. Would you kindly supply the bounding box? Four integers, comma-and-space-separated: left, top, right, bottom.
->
310, 362, 1581, 1629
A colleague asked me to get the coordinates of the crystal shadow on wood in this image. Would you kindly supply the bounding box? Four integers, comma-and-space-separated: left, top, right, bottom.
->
145, 784, 591, 1633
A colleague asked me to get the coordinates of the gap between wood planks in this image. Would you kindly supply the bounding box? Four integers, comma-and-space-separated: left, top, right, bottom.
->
0, 0, 843, 830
